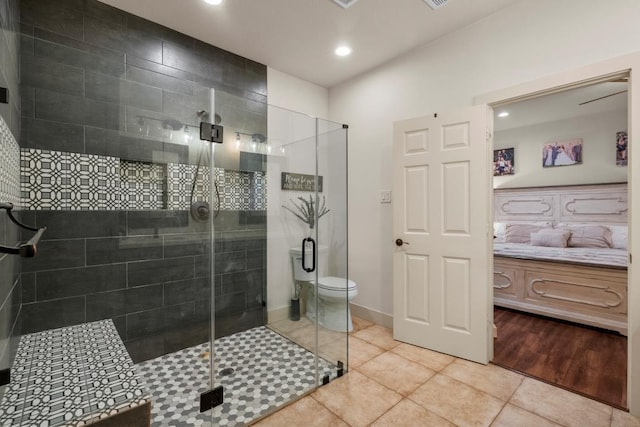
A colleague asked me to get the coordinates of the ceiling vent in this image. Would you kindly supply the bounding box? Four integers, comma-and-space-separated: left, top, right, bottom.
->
424, 0, 450, 10
332, 0, 359, 9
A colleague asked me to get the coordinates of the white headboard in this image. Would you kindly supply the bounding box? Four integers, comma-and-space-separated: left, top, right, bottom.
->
494, 183, 627, 224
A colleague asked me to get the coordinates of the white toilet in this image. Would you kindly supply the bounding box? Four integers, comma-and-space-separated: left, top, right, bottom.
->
289, 246, 358, 332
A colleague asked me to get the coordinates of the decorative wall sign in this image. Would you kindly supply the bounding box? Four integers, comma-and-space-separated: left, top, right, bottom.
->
281, 172, 323, 192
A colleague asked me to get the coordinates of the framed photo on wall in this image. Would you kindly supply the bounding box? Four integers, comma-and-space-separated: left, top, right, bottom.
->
493, 148, 514, 176
616, 131, 628, 166
542, 138, 582, 167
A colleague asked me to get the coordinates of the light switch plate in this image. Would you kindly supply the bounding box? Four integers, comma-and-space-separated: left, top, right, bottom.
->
380, 190, 391, 203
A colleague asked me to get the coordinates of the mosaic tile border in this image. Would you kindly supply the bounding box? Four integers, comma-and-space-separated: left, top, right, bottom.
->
155, 164, 268, 211
137, 326, 337, 426
218, 169, 267, 211
166, 163, 211, 210
0, 116, 20, 207
20, 149, 121, 210
20, 149, 268, 211
120, 160, 165, 210
0, 320, 150, 427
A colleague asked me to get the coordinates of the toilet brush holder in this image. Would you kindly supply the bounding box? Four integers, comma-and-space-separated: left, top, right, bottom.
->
290, 298, 300, 321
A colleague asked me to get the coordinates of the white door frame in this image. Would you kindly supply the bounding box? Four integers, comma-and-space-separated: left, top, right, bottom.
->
474, 51, 640, 415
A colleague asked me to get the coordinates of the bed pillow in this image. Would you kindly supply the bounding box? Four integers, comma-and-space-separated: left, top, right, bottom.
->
608, 225, 628, 250
530, 229, 572, 248
561, 225, 613, 248
504, 223, 550, 244
494, 222, 506, 241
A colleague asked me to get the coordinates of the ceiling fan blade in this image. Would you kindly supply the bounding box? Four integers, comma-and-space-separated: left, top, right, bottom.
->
578, 90, 628, 106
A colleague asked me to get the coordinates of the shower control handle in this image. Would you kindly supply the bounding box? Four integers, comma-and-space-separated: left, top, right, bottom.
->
302, 237, 316, 273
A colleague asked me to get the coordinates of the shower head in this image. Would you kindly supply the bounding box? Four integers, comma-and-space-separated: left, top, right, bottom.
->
197, 110, 222, 125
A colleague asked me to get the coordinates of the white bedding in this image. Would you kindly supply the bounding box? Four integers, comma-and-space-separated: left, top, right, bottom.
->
493, 242, 628, 269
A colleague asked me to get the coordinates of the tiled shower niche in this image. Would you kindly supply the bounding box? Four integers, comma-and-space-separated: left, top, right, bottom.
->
20, 148, 267, 211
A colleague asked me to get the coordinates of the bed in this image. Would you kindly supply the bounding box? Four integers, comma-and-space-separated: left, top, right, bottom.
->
493, 183, 628, 335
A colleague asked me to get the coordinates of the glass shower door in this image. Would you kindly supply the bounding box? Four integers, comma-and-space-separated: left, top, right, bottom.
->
205, 93, 349, 424
206, 96, 319, 425
314, 120, 350, 375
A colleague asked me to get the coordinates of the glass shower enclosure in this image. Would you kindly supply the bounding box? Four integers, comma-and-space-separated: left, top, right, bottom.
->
198, 91, 350, 424
133, 88, 350, 425
0, 29, 349, 423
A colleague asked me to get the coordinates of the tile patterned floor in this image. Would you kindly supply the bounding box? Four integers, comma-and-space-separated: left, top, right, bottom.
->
137, 326, 339, 426
254, 317, 640, 427
0, 320, 149, 427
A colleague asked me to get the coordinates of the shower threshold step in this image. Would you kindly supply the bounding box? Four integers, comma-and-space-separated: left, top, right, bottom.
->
0, 320, 151, 427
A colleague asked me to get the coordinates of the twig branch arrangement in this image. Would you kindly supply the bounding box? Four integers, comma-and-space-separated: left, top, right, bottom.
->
282, 195, 330, 230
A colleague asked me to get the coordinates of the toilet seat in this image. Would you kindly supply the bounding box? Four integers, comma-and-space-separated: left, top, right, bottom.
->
315, 276, 357, 291
306, 276, 357, 332
310, 276, 358, 300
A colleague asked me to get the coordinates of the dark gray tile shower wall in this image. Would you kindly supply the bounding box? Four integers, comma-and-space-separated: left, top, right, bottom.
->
0, 0, 20, 138
0, 0, 21, 397
18, 0, 268, 362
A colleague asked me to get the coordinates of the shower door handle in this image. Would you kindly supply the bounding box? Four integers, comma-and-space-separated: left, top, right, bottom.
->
302, 237, 316, 273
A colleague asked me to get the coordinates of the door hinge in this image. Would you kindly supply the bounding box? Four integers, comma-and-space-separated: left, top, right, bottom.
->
630, 253, 632, 264
200, 122, 224, 144
200, 385, 224, 412
486, 131, 492, 142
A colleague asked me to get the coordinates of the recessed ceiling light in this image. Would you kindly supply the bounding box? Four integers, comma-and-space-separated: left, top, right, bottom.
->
498, 111, 509, 118
204, 0, 222, 5
335, 46, 352, 57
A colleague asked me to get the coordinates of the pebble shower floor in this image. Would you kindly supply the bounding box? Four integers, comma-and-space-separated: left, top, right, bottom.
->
136, 326, 338, 426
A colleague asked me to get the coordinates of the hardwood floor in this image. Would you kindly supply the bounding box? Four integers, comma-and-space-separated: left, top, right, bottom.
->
492, 306, 627, 409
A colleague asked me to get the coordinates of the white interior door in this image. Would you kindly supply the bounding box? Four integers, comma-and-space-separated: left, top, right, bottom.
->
392, 106, 493, 364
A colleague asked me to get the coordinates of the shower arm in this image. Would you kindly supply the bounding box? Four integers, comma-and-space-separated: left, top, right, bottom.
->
0, 202, 47, 258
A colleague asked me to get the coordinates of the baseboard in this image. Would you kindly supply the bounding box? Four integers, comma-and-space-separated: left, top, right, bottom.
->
270, 303, 393, 329
267, 306, 289, 323
350, 303, 393, 329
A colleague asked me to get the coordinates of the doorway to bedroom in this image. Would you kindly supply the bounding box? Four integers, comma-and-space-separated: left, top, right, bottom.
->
489, 77, 629, 409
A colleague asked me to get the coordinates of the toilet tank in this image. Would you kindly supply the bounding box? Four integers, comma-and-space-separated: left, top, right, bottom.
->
290, 245, 328, 281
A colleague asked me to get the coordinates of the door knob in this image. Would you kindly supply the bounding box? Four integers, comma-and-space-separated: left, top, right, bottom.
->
395, 238, 409, 246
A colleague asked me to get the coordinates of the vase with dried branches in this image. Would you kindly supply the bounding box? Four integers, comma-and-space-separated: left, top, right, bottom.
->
282, 195, 330, 238
282, 195, 330, 319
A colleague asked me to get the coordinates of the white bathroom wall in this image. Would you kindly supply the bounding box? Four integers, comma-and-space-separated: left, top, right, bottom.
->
267, 67, 329, 118
328, 0, 640, 317
494, 109, 628, 188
